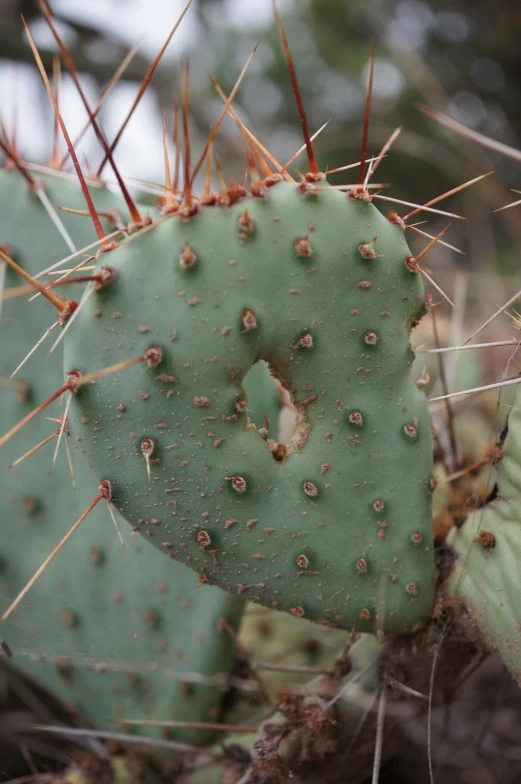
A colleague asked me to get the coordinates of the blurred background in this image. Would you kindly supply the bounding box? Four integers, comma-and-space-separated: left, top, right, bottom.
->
1, 0, 521, 373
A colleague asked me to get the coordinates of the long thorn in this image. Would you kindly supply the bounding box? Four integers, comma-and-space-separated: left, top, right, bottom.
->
97, 0, 194, 176
33, 230, 123, 280
191, 45, 259, 184
48, 285, 95, 355
63, 427, 76, 491
364, 125, 402, 186
413, 224, 451, 266
106, 502, 125, 548
78, 355, 145, 387
282, 121, 331, 173
273, 0, 317, 175
120, 719, 258, 733
428, 374, 521, 403
22, 18, 110, 248
208, 75, 292, 180
172, 101, 180, 193
0, 492, 104, 624
464, 288, 521, 345
202, 137, 214, 203
181, 59, 193, 212
423, 340, 520, 354
10, 432, 57, 470
50, 54, 61, 166
403, 172, 493, 221
431, 307, 458, 466
51, 395, 72, 469
37, 0, 142, 225
371, 688, 386, 784
0, 248, 67, 311
407, 225, 465, 255
35, 185, 77, 254
418, 103, 521, 164
0, 137, 36, 188
372, 194, 466, 220
10, 322, 59, 379
0, 383, 71, 449
326, 156, 379, 176
359, 42, 375, 186
62, 38, 144, 168
420, 269, 457, 310
162, 115, 176, 211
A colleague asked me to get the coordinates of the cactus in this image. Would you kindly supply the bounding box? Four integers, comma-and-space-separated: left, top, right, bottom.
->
0, 166, 244, 741
447, 385, 521, 682
4, 2, 521, 782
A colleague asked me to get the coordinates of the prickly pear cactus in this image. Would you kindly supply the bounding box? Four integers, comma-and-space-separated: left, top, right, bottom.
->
64, 180, 436, 634
447, 385, 521, 682
0, 167, 244, 741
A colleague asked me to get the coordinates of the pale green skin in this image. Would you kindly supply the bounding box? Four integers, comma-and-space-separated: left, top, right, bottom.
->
0, 169, 244, 742
65, 181, 436, 633
448, 386, 521, 683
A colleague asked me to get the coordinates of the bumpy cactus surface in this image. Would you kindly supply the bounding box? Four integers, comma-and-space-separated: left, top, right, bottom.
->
63, 180, 436, 634
0, 167, 244, 740
447, 385, 521, 682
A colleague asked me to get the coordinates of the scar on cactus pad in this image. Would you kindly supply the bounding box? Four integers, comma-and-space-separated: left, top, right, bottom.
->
0, 0, 490, 639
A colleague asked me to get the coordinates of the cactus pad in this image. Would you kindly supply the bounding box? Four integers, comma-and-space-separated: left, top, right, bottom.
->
447, 386, 521, 682
0, 168, 243, 741
65, 180, 436, 633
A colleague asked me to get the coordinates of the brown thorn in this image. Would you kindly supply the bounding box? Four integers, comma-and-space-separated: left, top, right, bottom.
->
50, 54, 61, 167
202, 137, 214, 203
246, 152, 260, 182
172, 101, 180, 193
181, 58, 193, 211
11, 64, 19, 154
0, 247, 68, 311
78, 355, 145, 387
97, 0, 194, 176
414, 224, 452, 266
36, 0, 142, 224
273, 0, 317, 175
403, 172, 493, 221
0, 382, 72, 449
191, 44, 259, 184
0, 115, 12, 155
358, 42, 375, 186
0, 492, 104, 625
407, 225, 465, 256
162, 115, 176, 211
61, 39, 143, 168
214, 154, 227, 200
208, 74, 271, 177
22, 18, 110, 248
0, 136, 36, 188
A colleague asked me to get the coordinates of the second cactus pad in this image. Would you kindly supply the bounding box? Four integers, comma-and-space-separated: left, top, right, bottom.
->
65, 181, 435, 633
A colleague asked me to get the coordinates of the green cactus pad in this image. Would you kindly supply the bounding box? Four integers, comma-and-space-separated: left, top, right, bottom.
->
0, 167, 243, 741
447, 386, 521, 682
64, 180, 435, 634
